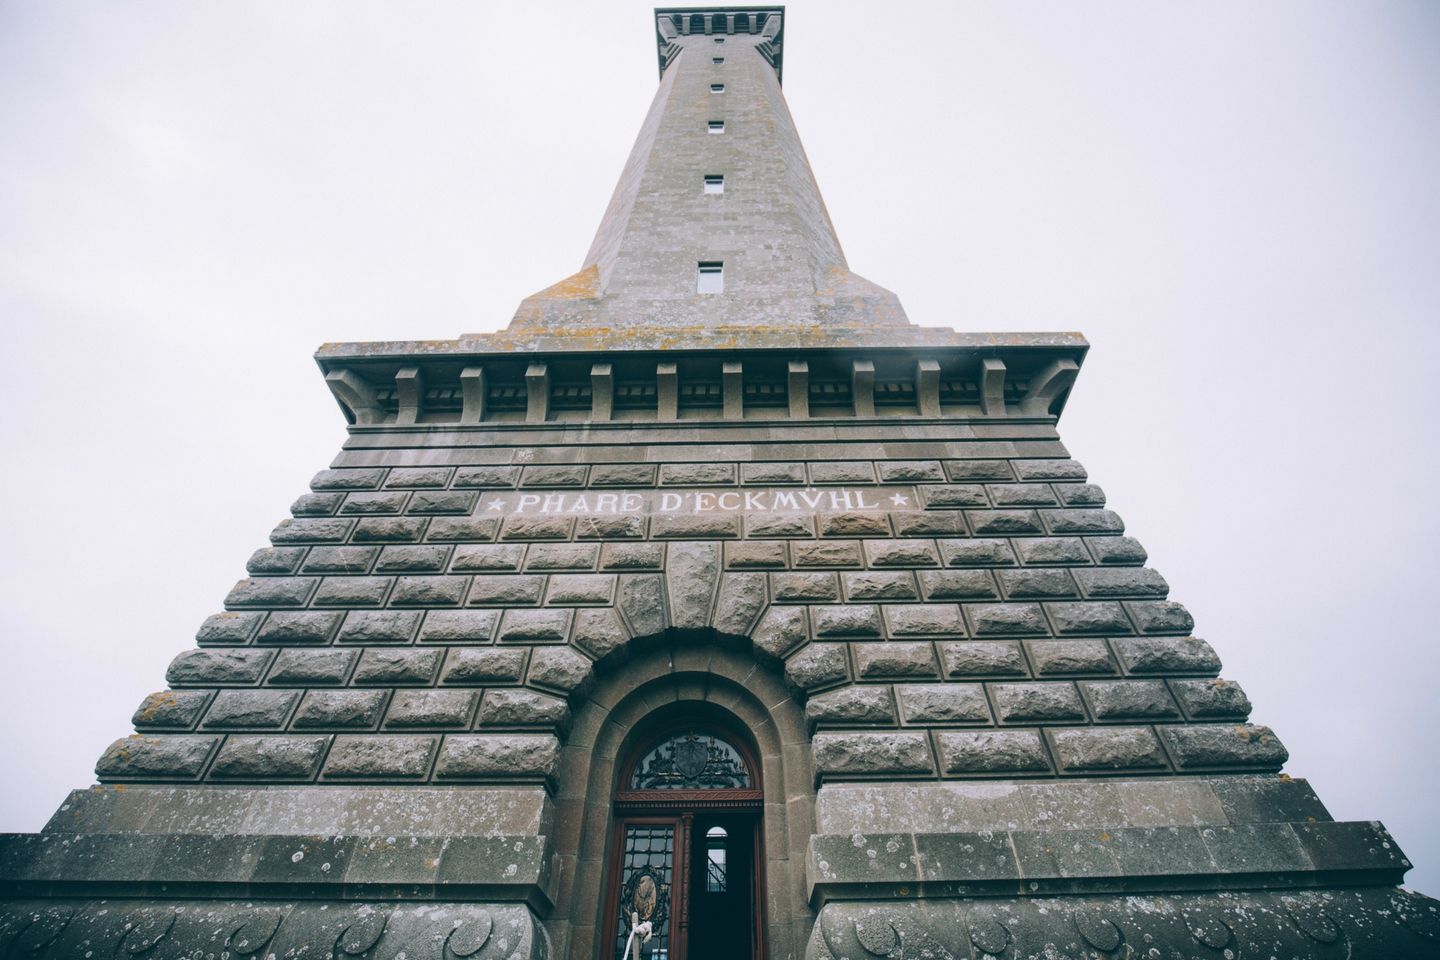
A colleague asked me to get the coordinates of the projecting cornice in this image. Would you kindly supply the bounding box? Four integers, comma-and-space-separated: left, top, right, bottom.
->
655, 6, 784, 81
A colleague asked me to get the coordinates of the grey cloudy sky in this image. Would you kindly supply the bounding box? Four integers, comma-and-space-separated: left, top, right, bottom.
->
2, 1, 1437, 893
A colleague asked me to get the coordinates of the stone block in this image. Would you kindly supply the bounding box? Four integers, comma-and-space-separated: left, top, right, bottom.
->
1056, 483, 1106, 506
937, 730, 1049, 774
270, 517, 355, 545
650, 514, 741, 538
301, 546, 378, 574
746, 512, 815, 538
1162, 724, 1289, 770
1075, 567, 1168, 597
792, 540, 862, 567
864, 539, 940, 567
451, 544, 526, 571
336, 610, 422, 644
617, 574, 666, 637
441, 647, 527, 685
425, 516, 501, 541
323, 735, 436, 779
1172, 678, 1252, 719
1015, 537, 1089, 565
575, 514, 648, 539
896, 683, 989, 723
813, 732, 934, 776
846, 571, 920, 604
883, 603, 963, 637
132, 690, 212, 729
417, 607, 501, 644
1045, 509, 1124, 534
937, 538, 1015, 567
818, 512, 891, 537
196, 611, 264, 644
384, 466, 453, 488
95, 735, 217, 779
914, 831, 1019, 882
667, 541, 721, 628
1013, 459, 1087, 481
434, 734, 560, 781
340, 491, 409, 514
266, 649, 356, 685
967, 510, 1043, 535
742, 461, 806, 484
944, 460, 1013, 481
468, 574, 545, 606
965, 602, 1048, 635
352, 517, 428, 543
1127, 600, 1195, 634
919, 484, 988, 508
498, 608, 572, 643
808, 833, 919, 887
390, 575, 469, 606
292, 690, 387, 728
590, 463, 658, 486
519, 464, 588, 487
877, 460, 945, 482
1200, 822, 1310, 874
1086, 535, 1148, 564
375, 545, 452, 572
210, 735, 328, 780
312, 576, 392, 607
920, 569, 1000, 601
991, 682, 1086, 722
784, 643, 849, 690
999, 568, 1078, 598
1209, 776, 1332, 824
525, 543, 599, 570
291, 491, 343, 516
311, 468, 386, 490
660, 462, 736, 486
352, 649, 441, 685
452, 465, 521, 488
939, 641, 1028, 678
479, 688, 571, 729
722, 541, 787, 570
500, 515, 574, 541
854, 641, 939, 678
1027, 639, 1116, 676
571, 607, 632, 660
805, 686, 896, 725
1113, 636, 1221, 675
406, 491, 477, 515
247, 547, 307, 574
812, 604, 882, 638
1082, 680, 1180, 719
753, 606, 809, 662
987, 483, 1059, 507
167, 649, 272, 685
386, 690, 479, 728
203, 690, 299, 728
774, 572, 840, 602
890, 512, 964, 537
810, 461, 876, 484
714, 572, 767, 636
1046, 600, 1133, 635
1050, 727, 1169, 771
528, 645, 593, 694
545, 573, 616, 605
225, 576, 316, 608
600, 542, 663, 570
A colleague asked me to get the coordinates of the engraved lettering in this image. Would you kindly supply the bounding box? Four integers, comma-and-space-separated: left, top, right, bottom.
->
744, 492, 765, 511
799, 489, 824, 509
693, 492, 716, 512
517, 495, 540, 513
855, 489, 880, 509
622, 493, 645, 512
660, 493, 683, 512
772, 491, 798, 510
568, 495, 590, 513
717, 492, 741, 511
828, 489, 856, 510
596, 493, 619, 514
541, 493, 566, 514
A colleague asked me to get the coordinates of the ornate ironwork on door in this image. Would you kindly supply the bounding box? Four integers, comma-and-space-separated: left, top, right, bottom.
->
614, 824, 674, 960
630, 732, 752, 790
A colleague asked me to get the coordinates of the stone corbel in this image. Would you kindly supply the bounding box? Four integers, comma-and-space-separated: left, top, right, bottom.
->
394, 366, 424, 426
656, 363, 678, 421
979, 358, 1007, 416
851, 360, 875, 418
1018, 358, 1080, 416
460, 366, 486, 423
723, 361, 743, 420
324, 368, 384, 425
916, 359, 941, 417
788, 361, 809, 419
525, 363, 550, 423
591, 363, 614, 421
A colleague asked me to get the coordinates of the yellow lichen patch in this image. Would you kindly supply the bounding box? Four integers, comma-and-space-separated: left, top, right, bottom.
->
135, 692, 178, 723
526, 265, 601, 301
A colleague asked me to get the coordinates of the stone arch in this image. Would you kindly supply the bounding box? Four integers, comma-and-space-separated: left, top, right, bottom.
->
545, 639, 814, 960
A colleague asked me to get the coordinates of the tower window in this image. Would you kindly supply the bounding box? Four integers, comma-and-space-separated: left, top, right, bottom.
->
708, 120, 725, 134
697, 261, 724, 294
710, 83, 725, 93
703, 174, 724, 195
705, 826, 728, 893
714, 37, 725, 44
713, 56, 725, 64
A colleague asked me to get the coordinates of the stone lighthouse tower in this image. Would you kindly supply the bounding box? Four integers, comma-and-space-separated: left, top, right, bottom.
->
3, 7, 1437, 958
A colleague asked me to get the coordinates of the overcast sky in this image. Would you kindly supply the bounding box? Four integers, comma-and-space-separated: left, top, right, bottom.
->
2, 1, 1437, 893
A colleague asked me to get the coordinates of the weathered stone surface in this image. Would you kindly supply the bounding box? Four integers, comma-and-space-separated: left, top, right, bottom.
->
1127, 600, 1195, 634
1046, 600, 1132, 635
813, 732, 933, 776
132, 690, 212, 729
920, 569, 1000, 600
1051, 727, 1168, 771
1172, 678, 1252, 719
896, 684, 990, 723
742, 461, 806, 484
271, 517, 355, 545
340, 491, 409, 514
988, 483, 1059, 506
500, 515, 574, 541
302, 546, 379, 573
323, 735, 436, 779
352, 517, 428, 543
520, 464, 588, 487
843, 571, 917, 601
999, 568, 1078, 598
714, 572, 767, 635
407, 491, 477, 515
1027, 639, 1115, 676
451, 544, 525, 571
575, 513, 648, 539
1015, 537, 1089, 565
416, 610, 498, 643
425, 516, 501, 541
478, 689, 570, 729
336, 611, 422, 643
746, 513, 815, 537
784, 643, 849, 690
590, 463, 657, 486
1087, 535, 1148, 564
883, 603, 963, 637
312, 467, 386, 490
878, 460, 944, 482
919, 484, 988, 508
617, 573, 666, 637
225, 577, 316, 608
291, 491, 343, 515
545, 573, 616, 605
292, 690, 387, 728
196, 611, 264, 644
440, 648, 527, 685
267, 649, 356, 685
753, 606, 809, 661
1075, 567, 1169, 597
965, 602, 1048, 635
527, 645, 593, 693
890, 512, 964, 537
945, 460, 1013, 481
725, 540, 788, 568
434, 734, 560, 781
385, 690, 478, 728
374, 545, 452, 572
937, 730, 1050, 773
247, 547, 307, 574
1162, 724, 1289, 770
1014, 459, 1087, 481
468, 574, 545, 605
651, 514, 741, 539
570, 607, 631, 661
312, 576, 392, 607
792, 540, 863, 568
203, 690, 299, 728
525, 543, 599, 570
939, 641, 1028, 678
95, 735, 217, 778
967, 509, 1043, 535
452, 465, 520, 487
805, 686, 896, 725
1055, 483, 1106, 506
812, 604, 882, 638
991, 682, 1086, 722
864, 539, 940, 567
937, 538, 1015, 567
384, 466, 453, 488
853, 642, 938, 678
600, 542, 664, 570
1045, 508, 1123, 534
818, 512, 890, 537
667, 541, 721, 628
1082, 680, 1180, 719
211, 736, 329, 780
498, 609, 572, 643
774, 572, 841, 602
810, 461, 876, 484
352, 649, 441, 685
167, 649, 272, 685
1113, 636, 1221, 674
660, 462, 736, 485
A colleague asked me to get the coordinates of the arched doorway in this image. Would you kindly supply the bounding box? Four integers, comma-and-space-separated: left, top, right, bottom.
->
602, 724, 766, 960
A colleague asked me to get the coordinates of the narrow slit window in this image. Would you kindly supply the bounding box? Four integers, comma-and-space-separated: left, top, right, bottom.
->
708, 120, 725, 134
697, 261, 724, 294
705, 826, 728, 893
703, 174, 724, 195
714, 37, 725, 44
710, 83, 725, 93
713, 56, 725, 64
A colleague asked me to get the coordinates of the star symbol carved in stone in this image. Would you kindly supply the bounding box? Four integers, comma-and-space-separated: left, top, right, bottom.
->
889, 493, 910, 506
486, 499, 506, 511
